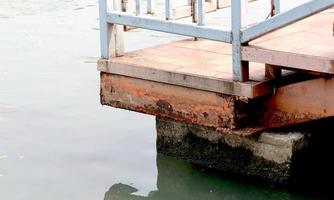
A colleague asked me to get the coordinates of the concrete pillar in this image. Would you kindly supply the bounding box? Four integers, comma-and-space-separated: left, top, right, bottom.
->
156, 117, 309, 183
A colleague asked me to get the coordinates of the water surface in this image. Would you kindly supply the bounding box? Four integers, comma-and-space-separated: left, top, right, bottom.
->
0, 0, 324, 199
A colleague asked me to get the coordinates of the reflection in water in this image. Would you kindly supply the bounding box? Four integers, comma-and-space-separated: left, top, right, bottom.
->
104, 155, 313, 200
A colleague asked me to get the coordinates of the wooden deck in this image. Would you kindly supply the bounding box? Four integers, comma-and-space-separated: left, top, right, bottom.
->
243, 11, 334, 74
98, 40, 275, 98
98, 9, 334, 135
98, 10, 333, 99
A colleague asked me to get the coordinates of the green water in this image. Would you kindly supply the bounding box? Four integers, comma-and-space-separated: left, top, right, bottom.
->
104, 154, 320, 200
0, 0, 328, 199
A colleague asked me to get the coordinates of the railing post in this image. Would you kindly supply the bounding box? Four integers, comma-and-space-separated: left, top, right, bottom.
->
121, 0, 128, 12
135, 0, 141, 15
232, 0, 249, 82
198, 0, 205, 25
271, 0, 281, 16
272, 0, 281, 15
147, 0, 154, 14
99, 0, 109, 59
108, 0, 124, 58
165, 0, 172, 20
192, 0, 197, 23
266, 0, 281, 79
217, 0, 222, 9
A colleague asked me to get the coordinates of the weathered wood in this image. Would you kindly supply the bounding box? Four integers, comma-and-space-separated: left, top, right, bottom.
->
98, 59, 273, 98
242, 46, 334, 75
97, 38, 279, 98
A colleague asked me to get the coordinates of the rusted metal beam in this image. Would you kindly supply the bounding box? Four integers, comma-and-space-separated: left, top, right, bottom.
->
100, 73, 334, 136
262, 77, 334, 128
265, 64, 282, 79
101, 72, 237, 130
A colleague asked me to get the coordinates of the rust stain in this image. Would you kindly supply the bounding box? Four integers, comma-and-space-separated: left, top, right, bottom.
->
263, 108, 326, 128
101, 72, 334, 137
101, 73, 237, 131
261, 77, 334, 128
156, 100, 173, 112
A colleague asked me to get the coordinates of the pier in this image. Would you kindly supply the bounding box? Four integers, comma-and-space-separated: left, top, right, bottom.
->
97, 0, 334, 182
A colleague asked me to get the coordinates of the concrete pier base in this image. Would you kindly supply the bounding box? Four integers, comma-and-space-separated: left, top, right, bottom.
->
156, 117, 309, 183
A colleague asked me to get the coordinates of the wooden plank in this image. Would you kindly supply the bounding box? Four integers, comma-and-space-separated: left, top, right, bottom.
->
98, 59, 273, 98
97, 38, 292, 98
241, 46, 334, 74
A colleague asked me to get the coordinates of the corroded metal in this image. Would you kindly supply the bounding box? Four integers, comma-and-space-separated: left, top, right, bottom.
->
101, 73, 240, 131
101, 72, 334, 136
262, 77, 334, 128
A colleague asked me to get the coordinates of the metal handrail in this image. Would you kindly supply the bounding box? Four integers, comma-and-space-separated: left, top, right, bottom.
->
99, 0, 334, 81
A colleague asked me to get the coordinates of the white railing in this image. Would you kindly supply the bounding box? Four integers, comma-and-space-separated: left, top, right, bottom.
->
99, 0, 334, 81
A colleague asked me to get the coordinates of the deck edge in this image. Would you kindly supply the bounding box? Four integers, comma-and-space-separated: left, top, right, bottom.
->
97, 59, 274, 98
241, 46, 334, 74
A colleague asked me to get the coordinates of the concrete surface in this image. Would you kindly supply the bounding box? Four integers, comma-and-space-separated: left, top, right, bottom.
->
156, 117, 309, 183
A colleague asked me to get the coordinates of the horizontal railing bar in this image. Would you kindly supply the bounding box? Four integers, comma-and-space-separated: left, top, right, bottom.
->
241, 0, 334, 43
107, 12, 232, 43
